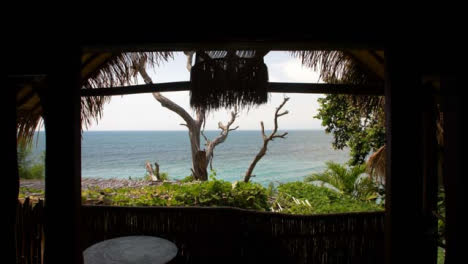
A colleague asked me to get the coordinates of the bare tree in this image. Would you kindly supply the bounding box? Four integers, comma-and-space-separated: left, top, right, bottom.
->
137, 58, 238, 181
244, 97, 290, 183
202, 109, 239, 170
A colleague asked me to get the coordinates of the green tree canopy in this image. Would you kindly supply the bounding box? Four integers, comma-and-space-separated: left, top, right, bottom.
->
315, 94, 385, 165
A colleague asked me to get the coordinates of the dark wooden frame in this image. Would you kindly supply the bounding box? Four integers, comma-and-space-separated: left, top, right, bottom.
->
10, 34, 460, 263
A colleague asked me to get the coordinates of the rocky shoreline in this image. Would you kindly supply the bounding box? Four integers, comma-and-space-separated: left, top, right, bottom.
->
20, 178, 170, 191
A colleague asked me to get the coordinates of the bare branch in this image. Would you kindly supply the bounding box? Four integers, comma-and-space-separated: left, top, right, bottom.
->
201, 130, 209, 143
137, 61, 195, 127
244, 97, 290, 182
272, 132, 288, 139
205, 109, 239, 164
260, 122, 266, 139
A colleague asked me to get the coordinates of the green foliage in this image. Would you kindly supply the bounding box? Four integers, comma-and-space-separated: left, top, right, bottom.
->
82, 178, 269, 211
438, 247, 445, 264
208, 169, 217, 181
19, 187, 44, 198
17, 143, 45, 179
159, 172, 169, 181
315, 94, 385, 165
266, 182, 276, 197
304, 161, 380, 201
180, 175, 195, 183
271, 182, 383, 214
436, 187, 446, 249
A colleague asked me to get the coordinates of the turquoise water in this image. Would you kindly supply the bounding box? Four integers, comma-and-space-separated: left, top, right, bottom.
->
31, 130, 349, 185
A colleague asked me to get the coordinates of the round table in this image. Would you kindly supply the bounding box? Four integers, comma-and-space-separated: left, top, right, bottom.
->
83, 236, 178, 264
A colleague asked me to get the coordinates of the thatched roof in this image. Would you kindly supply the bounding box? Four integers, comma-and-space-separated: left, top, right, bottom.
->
16, 52, 172, 142
15, 50, 384, 143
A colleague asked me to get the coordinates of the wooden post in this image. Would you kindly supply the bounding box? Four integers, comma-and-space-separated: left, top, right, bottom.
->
42, 47, 83, 263
384, 48, 432, 263
421, 83, 439, 263
4, 76, 20, 263
441, 75, 466, 263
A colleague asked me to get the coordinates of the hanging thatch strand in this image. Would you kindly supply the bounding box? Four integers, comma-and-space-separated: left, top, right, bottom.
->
190, 50, 269, 111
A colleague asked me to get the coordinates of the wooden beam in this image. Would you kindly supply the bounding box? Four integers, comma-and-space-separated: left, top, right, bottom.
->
268, 82, 384, 95
81, 81, 190, 96
80, 82, 384, 97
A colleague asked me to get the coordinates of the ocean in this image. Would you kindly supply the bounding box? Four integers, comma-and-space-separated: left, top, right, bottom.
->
31, 130, 349, 185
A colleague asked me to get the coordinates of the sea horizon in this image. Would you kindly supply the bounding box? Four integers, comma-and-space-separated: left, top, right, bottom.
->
30, 130, 349, 186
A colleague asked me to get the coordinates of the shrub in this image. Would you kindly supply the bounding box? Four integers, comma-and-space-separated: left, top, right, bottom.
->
180, 175, 195, 183
272, 182, 383, 214
18, 143, 44, 179
304, 162, 381, 202
19, 187, 44, 198
81, 178, 270, 211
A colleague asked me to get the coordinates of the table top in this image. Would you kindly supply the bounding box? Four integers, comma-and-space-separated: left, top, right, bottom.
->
83, 236, 178, 264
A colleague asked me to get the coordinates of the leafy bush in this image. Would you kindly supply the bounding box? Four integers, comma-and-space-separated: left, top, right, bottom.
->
304, 161, 381, 202
18, 143, 44, 179
82, 178, 270, 211
159, 172, 169, 181
143, 171, 170, 181
272, 182, 383, 214
19, 187, 44, 198
180, 175, 195, 183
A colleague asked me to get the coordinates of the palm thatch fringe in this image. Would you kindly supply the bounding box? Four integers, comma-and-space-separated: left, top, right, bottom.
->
366, 145, 386, 184
290, 51, 383, 85
291, 51, 386, 132
81, 52, 173, 129
17, 108, 43, 145
16, 52, 174, 143
190, 51, 268, 111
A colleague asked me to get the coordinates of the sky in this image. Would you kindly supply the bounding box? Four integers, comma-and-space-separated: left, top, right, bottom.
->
86, 51, 325, 131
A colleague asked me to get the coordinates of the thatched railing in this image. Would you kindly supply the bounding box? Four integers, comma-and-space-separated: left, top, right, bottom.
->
17, 199, 385, 263
16, 199, 44, 264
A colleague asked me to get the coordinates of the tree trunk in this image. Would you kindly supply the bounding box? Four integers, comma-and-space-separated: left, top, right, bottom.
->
193, 150, 208, 181
244, 143, 267, 183
137, 57, 237, 181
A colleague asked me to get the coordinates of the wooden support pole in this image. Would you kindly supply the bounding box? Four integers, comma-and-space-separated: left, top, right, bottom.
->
4, 77, 19, 263
421, 83, 439, 263
42, 47, 83, 263
384, 48, 430, 263
441, 75, 466, 263
80, 82, 384, 97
